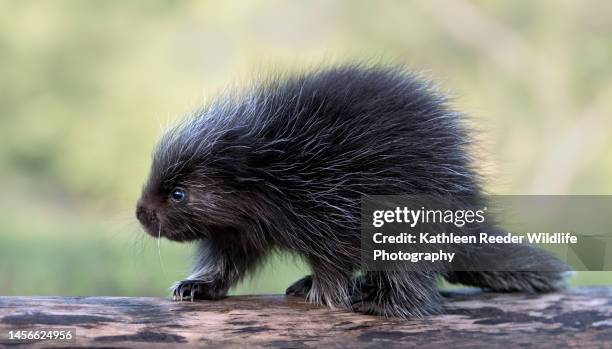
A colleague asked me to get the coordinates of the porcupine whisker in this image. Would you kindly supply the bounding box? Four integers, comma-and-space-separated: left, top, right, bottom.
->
157, 223, 167, 277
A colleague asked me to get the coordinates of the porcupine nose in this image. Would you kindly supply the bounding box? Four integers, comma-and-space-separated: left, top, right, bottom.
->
135, 199, 156, 229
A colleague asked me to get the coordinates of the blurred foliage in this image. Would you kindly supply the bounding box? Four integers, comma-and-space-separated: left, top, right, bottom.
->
0, 0, 611, 296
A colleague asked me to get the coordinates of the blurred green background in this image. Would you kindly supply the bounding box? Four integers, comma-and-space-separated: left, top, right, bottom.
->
1, 0, 611, 297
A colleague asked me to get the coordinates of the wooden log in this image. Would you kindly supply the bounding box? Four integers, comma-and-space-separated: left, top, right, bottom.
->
1, 287, 611, 348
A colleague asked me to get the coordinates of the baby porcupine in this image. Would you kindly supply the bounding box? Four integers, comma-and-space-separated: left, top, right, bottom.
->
135, 64, 570, 318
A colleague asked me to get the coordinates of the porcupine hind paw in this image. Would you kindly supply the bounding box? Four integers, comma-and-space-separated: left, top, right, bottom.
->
349, 274, 442, 318
285, 275, 313, 298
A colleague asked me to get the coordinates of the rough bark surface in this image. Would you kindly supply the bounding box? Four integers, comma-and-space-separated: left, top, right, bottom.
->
1, 288, 611, 348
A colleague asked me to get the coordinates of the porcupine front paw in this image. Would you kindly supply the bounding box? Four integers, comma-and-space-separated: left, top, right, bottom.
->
285, 275, 313, 298
171, 280, 227, 301
172, 280, 205, 301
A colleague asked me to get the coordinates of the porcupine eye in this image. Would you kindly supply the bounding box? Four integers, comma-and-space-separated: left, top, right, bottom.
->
170, 187, 187, 202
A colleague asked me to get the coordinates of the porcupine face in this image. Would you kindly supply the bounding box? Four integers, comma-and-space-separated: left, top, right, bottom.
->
135, 107, 261, 242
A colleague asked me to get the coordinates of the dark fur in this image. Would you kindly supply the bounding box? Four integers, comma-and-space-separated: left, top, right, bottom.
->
136, 64, 570, 318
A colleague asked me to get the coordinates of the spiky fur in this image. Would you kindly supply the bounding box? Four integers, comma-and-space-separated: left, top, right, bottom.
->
136, 64, 570, 318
